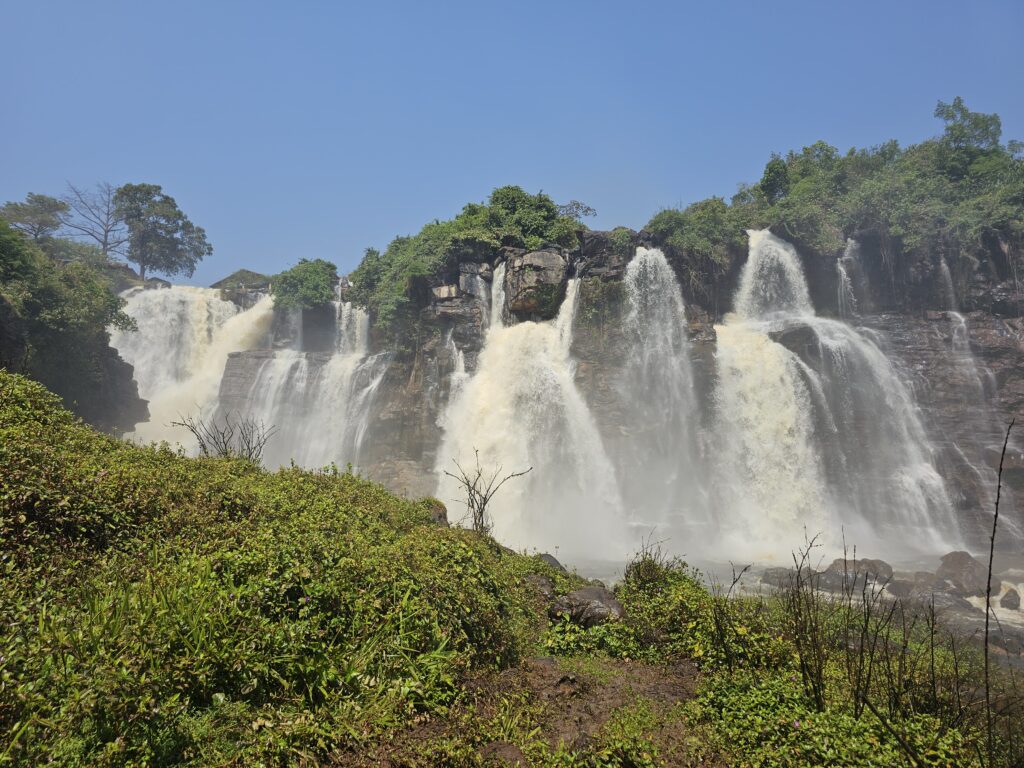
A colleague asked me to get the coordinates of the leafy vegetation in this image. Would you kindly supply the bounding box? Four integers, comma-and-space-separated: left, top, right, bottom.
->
0, 221, 141, 431
271, 258, 339, 310
647, 98, 1024, 309
4, 372, 1024, 764
0, 372, 555, 765
348, 185, 584, 335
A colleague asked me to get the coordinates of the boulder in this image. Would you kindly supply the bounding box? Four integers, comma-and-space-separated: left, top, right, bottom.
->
760, 567, 795, 589
819, 557, 894, 592
539, 553, 567, 572
504, 249, 568, 319
1001, 588, 1021, 610
525, 574, 556, 601
549, 586, 625, 628
936, 551, 1001, 598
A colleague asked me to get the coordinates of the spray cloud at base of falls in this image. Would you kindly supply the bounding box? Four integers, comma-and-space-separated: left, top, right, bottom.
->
713, 230, 961, 559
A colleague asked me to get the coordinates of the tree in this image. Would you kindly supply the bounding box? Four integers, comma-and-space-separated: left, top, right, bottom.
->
0, 193, 69, 241
557, 199, 597, 221
935, 96, 1002, 152
272, 258, 338, 309
61, 182, 127, 257
759, 154, 790, 203
113, 183, 212, 280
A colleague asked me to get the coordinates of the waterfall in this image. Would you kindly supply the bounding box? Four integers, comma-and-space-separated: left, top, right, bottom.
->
939, 257, 958, 311
715, 321, 828, 556
714, 230, 960, 558
111, 287, 242, 399
435, 272, 629, 561
836, 238, 868, 319
110, 287, 275, 448
232, 301, 389, 469
444, 330, 469, 401
617, 247, 707, 529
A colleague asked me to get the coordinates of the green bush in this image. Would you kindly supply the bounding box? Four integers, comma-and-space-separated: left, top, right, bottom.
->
271, 258, 338, 309
0, 371, 546, 765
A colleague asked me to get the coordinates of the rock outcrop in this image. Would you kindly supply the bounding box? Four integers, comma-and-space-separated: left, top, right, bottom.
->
504, 248, 569, 320
550, 586, 625, 628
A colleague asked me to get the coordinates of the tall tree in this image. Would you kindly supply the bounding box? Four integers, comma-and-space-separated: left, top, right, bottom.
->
113, 183, 212, 280
0, 193, 69, 241
61, 182, 128, 257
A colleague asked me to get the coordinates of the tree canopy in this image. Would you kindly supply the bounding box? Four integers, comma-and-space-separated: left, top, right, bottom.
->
114, 183, 212, 280
0, 193, 68, 242
272, 258, 338, 310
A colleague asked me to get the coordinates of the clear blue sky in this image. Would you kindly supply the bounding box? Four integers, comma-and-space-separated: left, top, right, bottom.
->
3, 0, 1022, 285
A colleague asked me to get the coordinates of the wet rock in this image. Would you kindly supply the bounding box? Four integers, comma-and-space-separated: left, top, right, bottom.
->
539, 553, 566, 572
760, 567, 795, 589
818, 557, 894, 592
936, 551, 1001, 598
480, 741, 526, 766
550, 586, 625, 628
525, 574, 556, 601
505, 249, 568, 320
1001, 588, 1020, 610
886, 579, 914, 598
575, 229, 639, 281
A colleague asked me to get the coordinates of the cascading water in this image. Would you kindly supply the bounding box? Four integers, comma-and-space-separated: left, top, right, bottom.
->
111, 287, 241, 398
835, 239, 868, 319
110, 286, 275, 448
714, 230, 960, 558
616, 247, 707, 529
435, 270, 629, 561
230, 300, 389, 469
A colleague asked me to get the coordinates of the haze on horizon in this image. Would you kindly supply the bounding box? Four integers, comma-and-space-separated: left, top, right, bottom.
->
3, 0, 1022, 285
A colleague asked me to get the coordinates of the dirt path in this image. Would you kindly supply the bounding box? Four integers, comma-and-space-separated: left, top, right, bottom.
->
338, 655, 720, 766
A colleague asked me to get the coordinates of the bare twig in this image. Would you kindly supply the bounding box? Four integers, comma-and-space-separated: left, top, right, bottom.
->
444, 448, 531, 534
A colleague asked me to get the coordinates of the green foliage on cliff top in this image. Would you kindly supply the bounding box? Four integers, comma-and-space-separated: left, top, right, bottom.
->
647, 98, 1024, 298
348, 185, 584, 334
271, 258, 338, 309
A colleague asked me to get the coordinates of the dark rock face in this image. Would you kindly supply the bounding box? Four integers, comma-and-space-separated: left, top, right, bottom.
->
505, 249, 568, 320
1001, 587, 1020, 610
0, 294, 27, 369
550, 587, 625, 628
936, 551, 1001, 597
